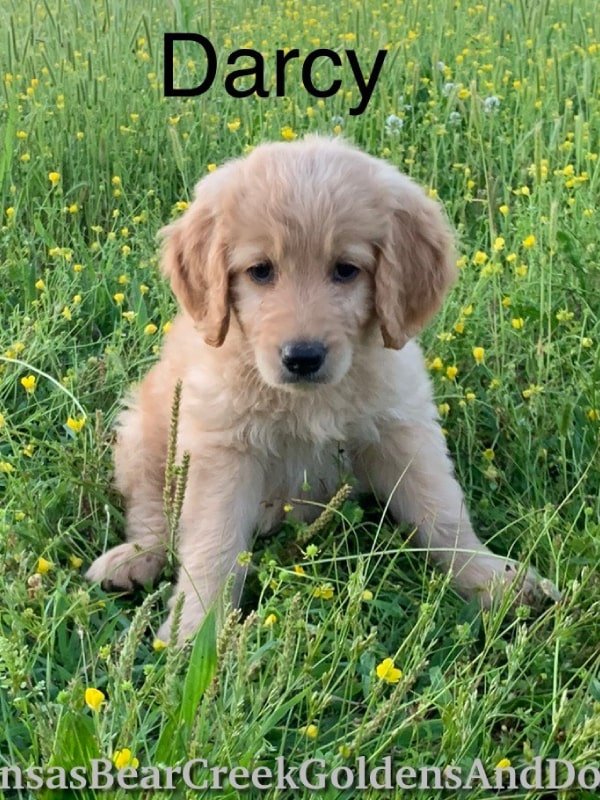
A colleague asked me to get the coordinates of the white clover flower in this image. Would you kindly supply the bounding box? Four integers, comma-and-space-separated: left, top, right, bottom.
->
449, 111, 462, 125
385, 114, 404, 134
442, 82, 456, 97
330, 115, 344, 127
436, 61, 446, 72
484, 95, 501, 112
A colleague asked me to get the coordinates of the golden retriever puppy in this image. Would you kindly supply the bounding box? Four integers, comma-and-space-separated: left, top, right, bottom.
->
87, 136, 544, 642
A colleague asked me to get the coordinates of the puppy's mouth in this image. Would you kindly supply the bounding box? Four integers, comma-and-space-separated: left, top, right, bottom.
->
280, 371, 330, 387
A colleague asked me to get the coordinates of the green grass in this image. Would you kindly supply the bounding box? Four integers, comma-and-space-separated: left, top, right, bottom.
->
1, 0, 599, 797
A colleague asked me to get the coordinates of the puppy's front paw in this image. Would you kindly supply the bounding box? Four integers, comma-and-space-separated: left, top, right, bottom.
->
455, 554, 560, 611
86, 542, 165, 591
156, 594, 205, 646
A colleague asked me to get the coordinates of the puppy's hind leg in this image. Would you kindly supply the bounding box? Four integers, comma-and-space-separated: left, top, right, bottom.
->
86, 405, 168, 591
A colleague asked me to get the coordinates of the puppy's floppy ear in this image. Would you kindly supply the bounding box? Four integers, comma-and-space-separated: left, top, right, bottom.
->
375, 169, 457, 349
159, 170, 233, 347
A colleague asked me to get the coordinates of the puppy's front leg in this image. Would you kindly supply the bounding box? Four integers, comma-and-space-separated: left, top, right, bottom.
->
157, 448, 263, 644
354, 419, 542, 606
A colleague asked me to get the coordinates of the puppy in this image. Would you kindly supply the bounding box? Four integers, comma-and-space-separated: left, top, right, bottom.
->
87, 136, 544, 642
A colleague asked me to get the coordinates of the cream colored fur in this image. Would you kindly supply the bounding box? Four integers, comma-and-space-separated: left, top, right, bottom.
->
86, 137, 544, 643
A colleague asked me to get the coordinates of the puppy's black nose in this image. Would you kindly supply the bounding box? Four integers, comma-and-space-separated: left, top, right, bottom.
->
281, 341, 327, 376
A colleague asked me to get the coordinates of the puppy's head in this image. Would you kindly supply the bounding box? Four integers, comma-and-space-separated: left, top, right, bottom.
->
161, 137, 456, 388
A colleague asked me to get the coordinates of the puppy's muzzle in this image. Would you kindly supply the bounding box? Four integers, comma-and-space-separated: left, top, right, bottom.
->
281, 340, 327, 377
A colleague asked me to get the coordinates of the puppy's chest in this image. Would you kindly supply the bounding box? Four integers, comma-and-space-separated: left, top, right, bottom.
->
256, 438, 352, 533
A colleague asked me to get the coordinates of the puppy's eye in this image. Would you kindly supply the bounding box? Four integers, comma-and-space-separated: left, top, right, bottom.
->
332, 262, 360, 283
247, 261, 274, 285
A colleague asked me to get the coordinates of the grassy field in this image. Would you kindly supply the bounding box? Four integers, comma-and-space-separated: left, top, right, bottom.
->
1, 0, 599, 797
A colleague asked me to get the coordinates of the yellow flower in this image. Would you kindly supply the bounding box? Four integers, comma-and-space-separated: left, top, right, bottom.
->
483, 449, 495, 461
227, 118, 241, 133
430, 356, 443, 371
313, 584, 334, 600
522, 234, 536, 248
586, 409, 599, 422
264, 613, 277, 627
492, 236, 505, 252
68, 203, 79, 214
0, 461, 15, 473
61, 306, 72, 321
299, 724, 318, 739
437, 402, 450, 417
581, 337, 593, 348
511, 317, 525, 330
113, 749, 139, 770
5, 206, 15, 220
144, 323, 158, 336
499, 204, 509, 216
376, 657, 403, 684
37, 557, 53, 574
293, 564, 305, 576
0, 412, 5, 427
446, 365, 458, 380
496, 758, 512, 770
174, 200, 189, 211
281, 125, 297, 141
48, 171, 61, 186
361, 589, 373, 601
514, 264, 528, 278
111, 175, 121, 187
122, 311, 136, 322
162, 320, 173, 334
66, 416, 86, 434
472, 346, 485, 365
69, 555, 83, 569
21, 375, 37, 394
35, 278, 45, 291
501, 296, 512, 308
556, 309, 574, 323
473, 250, 488, 266
85, 688, 106, 711
454, 320, 465, 334
113, 292, 125, 305
207, 163, 217, 173
16, 130, 28, 140
522, 384, 544, 399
